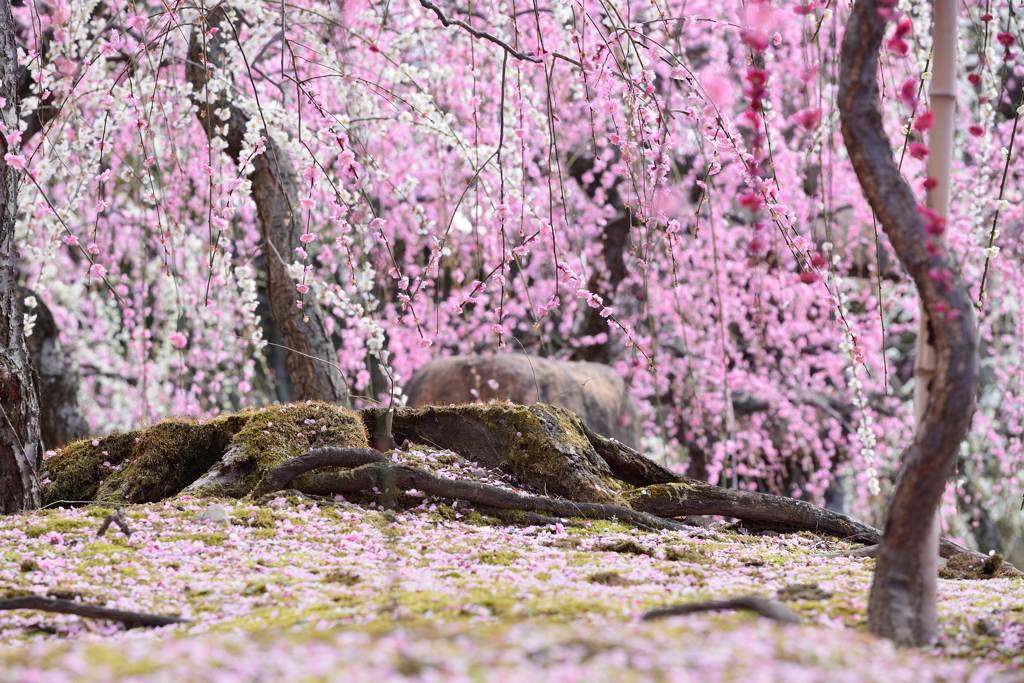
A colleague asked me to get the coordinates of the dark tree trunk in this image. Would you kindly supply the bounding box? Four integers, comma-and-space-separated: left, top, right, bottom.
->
186, 7, 348, 406
0, 0, 42, 513
839, 0, 978, 646
20, 288, 88, 450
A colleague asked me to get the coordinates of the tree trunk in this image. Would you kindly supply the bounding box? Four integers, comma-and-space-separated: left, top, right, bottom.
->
839, 0, 978, 646
0, 0, 43, 514
20, 288, 88, 450
186, 6, 348, 406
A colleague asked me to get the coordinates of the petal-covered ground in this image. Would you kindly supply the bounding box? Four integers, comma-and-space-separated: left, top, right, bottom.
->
2, 447, 1023, 681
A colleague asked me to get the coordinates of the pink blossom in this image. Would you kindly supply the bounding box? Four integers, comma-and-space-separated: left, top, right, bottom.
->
907, 142, 929, 159
296, 284, 310, 294
4, 154, 26, 170
912, 111, 934, 132
169, 332, 188, 348
300, 233, 316, 243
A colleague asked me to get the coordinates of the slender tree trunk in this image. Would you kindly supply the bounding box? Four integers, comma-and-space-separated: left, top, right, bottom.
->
907, 0, 958, 643
186, 5, 348, 406
20, 288, 88, 449
839, 0, 977, 646
0, 0, 43, 513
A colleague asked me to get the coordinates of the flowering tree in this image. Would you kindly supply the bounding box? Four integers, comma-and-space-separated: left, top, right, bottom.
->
839, 0, 978, 647
2, 0, 1023, 635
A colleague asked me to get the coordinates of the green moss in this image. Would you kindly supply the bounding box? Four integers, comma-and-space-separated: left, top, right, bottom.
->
323, 570, 361, 585
599, 539, 650, 556
941, 553, 1008, 580
24, 518, 93, 538
206, 401, 369, 497
233, 509, 277, 528
40, 403, 368, 506
665, 547, 710, 563
475, 550, 522, 565
96, 414, 253, 504
169, 532, 229, 546
82, 540, 132, 555
376, 403, 625, 507
40, 430, 142, 505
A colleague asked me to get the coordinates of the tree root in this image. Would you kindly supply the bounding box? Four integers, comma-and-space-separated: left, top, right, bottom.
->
623, 483, 1014, 570
0, 596, 189, 627
643, 596, 800, 624
473, 507, 587, 528
261, 447, 689, 531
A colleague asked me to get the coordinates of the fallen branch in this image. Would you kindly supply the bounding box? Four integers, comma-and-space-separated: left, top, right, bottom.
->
0, 596, 189, 627
643, 596, 800, 624
263, 447, 689, 531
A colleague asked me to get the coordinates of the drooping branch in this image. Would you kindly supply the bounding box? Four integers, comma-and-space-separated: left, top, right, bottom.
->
186, 7, 348, 405
839, 0, 978, 646
0, 596, 189, 627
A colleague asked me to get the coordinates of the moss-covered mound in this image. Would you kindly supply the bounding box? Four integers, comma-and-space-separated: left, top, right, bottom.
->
40, 430, 143, 505
96, 414, 253, 503
41, 402, 368, 505
187, 401, 369, 498
363, 402, 625, 505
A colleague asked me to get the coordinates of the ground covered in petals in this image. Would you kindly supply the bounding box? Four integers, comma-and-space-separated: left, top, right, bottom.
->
2, 450, 1023, 681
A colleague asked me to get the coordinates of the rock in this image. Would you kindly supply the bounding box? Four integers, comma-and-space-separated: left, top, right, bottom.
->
192, 503, 229, 525
404, 354, 640, 447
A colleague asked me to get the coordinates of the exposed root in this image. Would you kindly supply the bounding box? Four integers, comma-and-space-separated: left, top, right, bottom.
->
0, 596, 189, 627
254, 447, 386, 496
263, 447, 689, 531
643, 596, 800, 624
624, 483, 1014, 570
580, 424, 682, 487
474, 507, 586, 528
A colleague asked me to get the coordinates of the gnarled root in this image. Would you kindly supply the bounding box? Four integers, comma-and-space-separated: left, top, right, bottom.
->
261, 447, 688, 531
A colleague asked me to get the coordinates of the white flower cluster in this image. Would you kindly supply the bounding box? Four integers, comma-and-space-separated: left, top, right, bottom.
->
235, 265, 265, 352
843, 340, 880, 497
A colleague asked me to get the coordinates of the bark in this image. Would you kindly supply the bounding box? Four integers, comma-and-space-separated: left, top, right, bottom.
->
20, 288, 88, 450
186, 7, 347, 405
0, 0, 42, 514
839, 0, 978, 646
0, 596, 189, 627
566, 155, 633, 364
